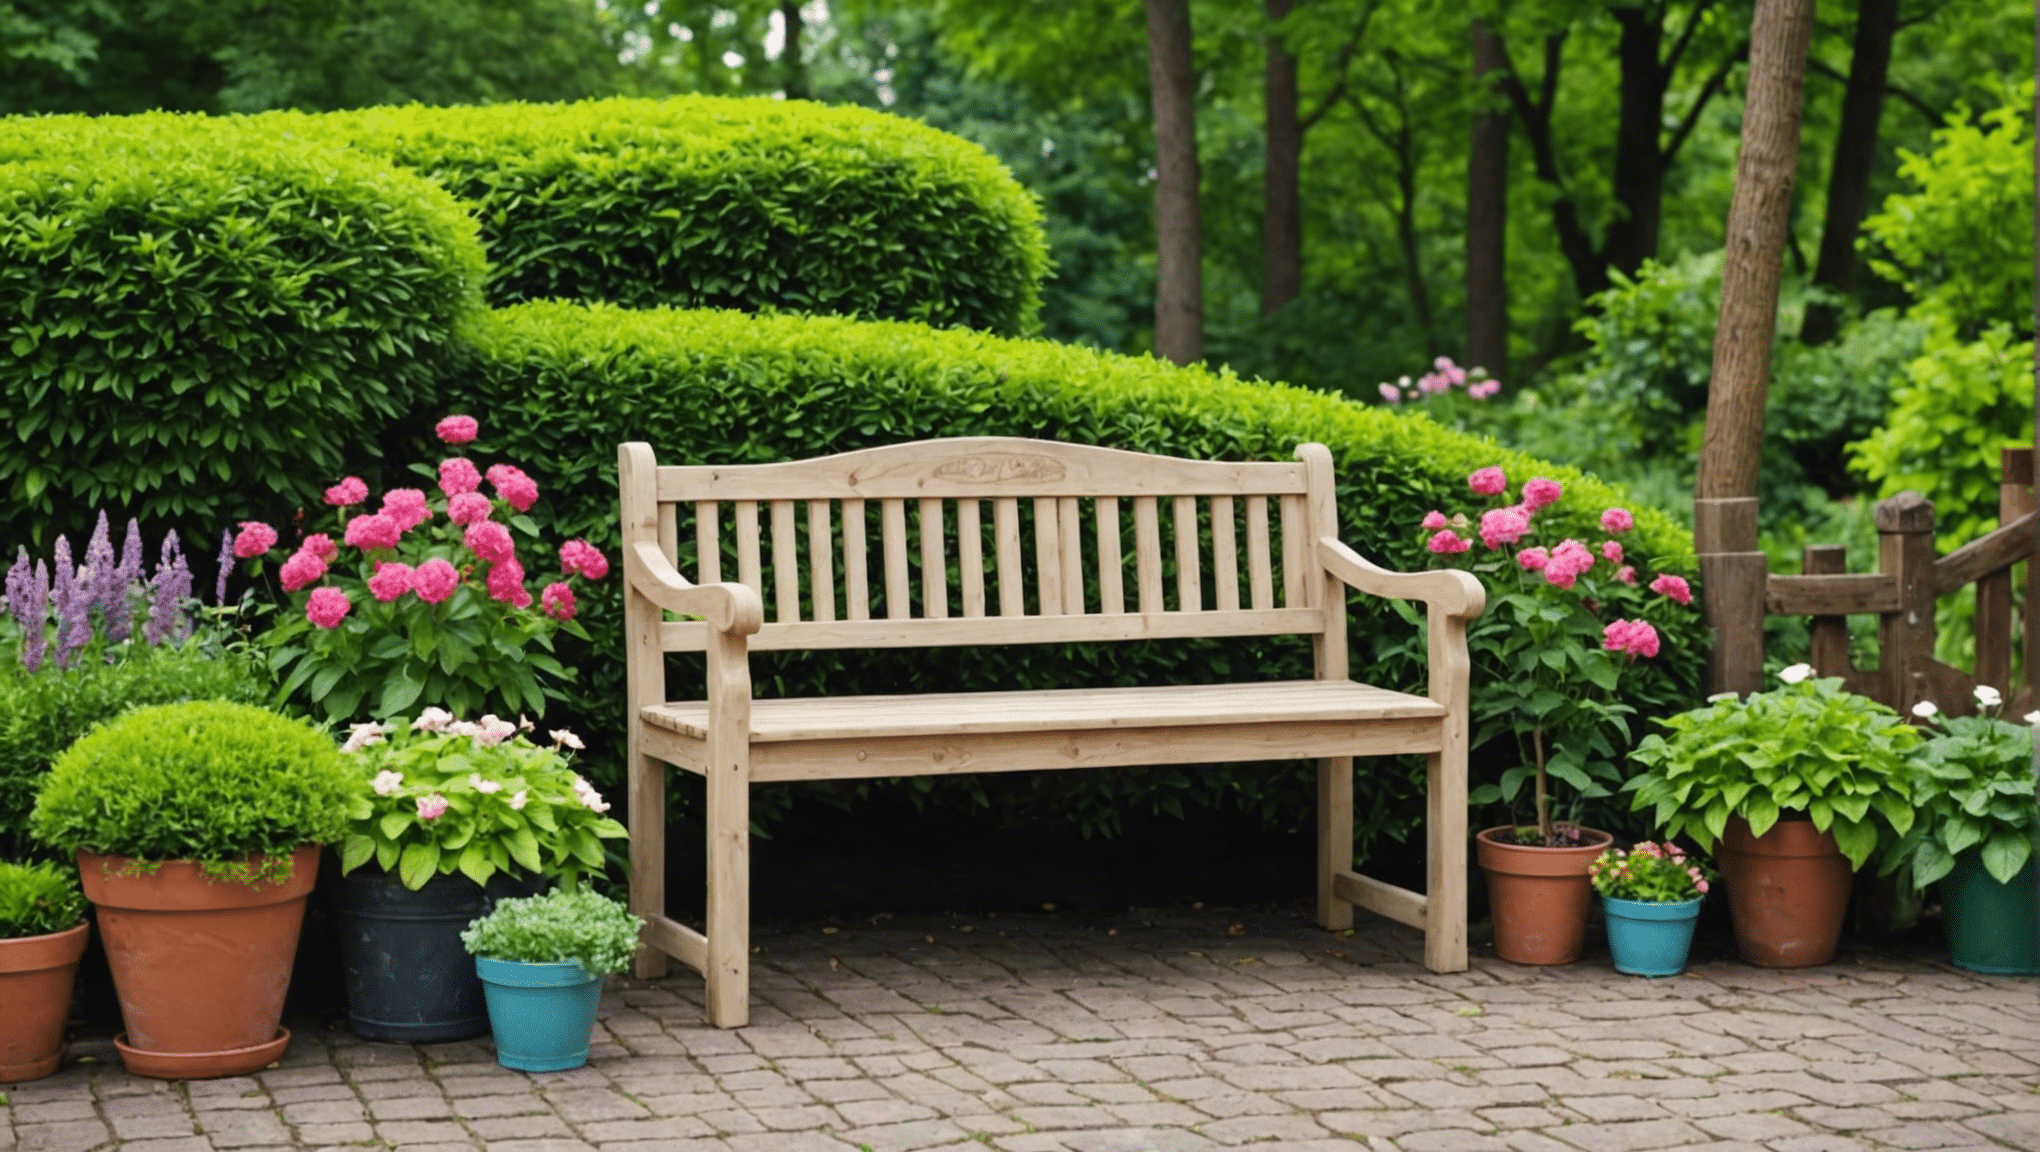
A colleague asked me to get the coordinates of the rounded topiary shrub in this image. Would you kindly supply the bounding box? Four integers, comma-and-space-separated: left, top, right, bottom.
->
30, 700, 354, 874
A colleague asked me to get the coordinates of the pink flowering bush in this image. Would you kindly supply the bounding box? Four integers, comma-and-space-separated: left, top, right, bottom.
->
1589, 841, 1714, 903
1417, 465, 1698, 845
227, 415, 609, 722
1376, 356, 1503, 406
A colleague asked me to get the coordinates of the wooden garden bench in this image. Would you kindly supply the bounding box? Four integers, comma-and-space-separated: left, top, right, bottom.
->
619, 437, 1484, 1027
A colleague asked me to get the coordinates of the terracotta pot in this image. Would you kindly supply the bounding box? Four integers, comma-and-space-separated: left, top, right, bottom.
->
0, 922, 89, 1082
79, 845, 319, 1079
1717, 817, 1852, 968
1475, 826, 1614, 965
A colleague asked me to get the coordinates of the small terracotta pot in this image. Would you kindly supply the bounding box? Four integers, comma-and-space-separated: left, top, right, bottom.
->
79, 845, 319, 1078
1717, 818, 1853, 968
1476, 826, 1614, 965
0, 922, 89, 1082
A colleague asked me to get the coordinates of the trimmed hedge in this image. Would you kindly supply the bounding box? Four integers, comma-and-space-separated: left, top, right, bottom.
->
456, 301, 1706, 860
0, 113, 488, 548
262, 97, 1050, 336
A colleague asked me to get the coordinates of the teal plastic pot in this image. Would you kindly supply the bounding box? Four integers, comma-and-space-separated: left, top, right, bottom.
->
1943, 853, 2040, 975
1601, 895, 1703, 977
474, 957, 604, 1071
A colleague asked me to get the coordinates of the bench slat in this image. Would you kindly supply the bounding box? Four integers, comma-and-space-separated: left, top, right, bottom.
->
1097, 497, 1124, 615
995, 498, 1023, 616
772, 500, 799, 623
882, 499, 909, 620
808, 501, 835, 623
920, 498, 947, 620
1059, 496, 1084, 614
1034, 496, 1062, 616
1213, 496, 1239, 611
1134, 496, 1162, 613
1247, 496, 1273, 610
657, 607, 1326, 652
959, 500, 985, 617
1174, 495, 1201, 612
843, 499, 868, 621
736, 500, 762, 600
696, 501, 721, 584
1281, 494, 1308, 608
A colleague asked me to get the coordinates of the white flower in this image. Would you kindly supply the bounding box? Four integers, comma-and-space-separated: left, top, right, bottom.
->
518, 713, 536, 731
509, 790, 529, 810
474, 715, 518, 748
1975, 685, 2003, 710
2027, 711, 2040, 727
550, 728, 585, 751
468, 773, 502, 795
570, 774, 611, 813
371, 770, 405, 797
341, 723, 387, 754
1912, 700, 1940, 719
412, 707, 456, 733
1707, 692, 1740, 704
448, 720, 481, 739
1778, 663, 1814, 685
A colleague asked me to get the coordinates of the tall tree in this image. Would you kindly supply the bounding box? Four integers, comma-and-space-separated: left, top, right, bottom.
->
1465, 17, 1510, 377
1798, 0, 1899, 344
1147, 0, 1205, 363
781, 1, 810, 98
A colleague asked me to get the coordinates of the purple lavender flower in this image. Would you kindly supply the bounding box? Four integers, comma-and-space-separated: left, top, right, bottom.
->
84, 512, 115, 620
215, 528, 233, 607
50, 536, 90, 669
104, 519, 144, 643
20, 561, 48, 672
143, 531, 192, 646
4, 546, 27, 626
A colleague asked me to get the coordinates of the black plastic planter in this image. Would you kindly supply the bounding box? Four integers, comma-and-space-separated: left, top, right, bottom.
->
333, 866, 546, 1043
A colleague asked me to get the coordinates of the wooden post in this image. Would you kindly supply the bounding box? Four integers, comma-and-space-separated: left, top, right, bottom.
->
1695, 498, 1769, 697
1803, 544, 1853, 681
2004, 448, 2039, 713
1876, 492, 1936, 712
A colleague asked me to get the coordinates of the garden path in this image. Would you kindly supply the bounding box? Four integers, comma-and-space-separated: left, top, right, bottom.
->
4, 904, 2038, 1152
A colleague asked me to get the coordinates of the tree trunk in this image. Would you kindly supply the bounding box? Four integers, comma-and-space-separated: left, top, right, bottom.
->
1146, 0, 1204, 364
1695, 0, 1815, 696
1799, 0, 1897, 344
1605, 7, 1668, 280
780, 1, 809, 100
1465, 18, 1510, 378
1262, 0, 1302, 315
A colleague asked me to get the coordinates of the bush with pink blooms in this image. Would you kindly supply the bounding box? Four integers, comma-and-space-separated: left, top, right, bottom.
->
1589, 841, 1714, 904
227, 416, 610, 722
1415, 466, 1698, 845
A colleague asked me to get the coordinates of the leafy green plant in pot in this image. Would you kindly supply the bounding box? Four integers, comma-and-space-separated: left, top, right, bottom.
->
1885, 687, 2040, 974
0, 860, 88, 1082
1589, 841, 1715, 978
1419, 462, 1697, 964
461, 887, 643, 1071
1625, 664, 1921, 968
28, 700, 352, 1078
327, 710, 628, 1042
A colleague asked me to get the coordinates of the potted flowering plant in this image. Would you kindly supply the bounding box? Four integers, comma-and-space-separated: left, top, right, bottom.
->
0, 860, 89, 1082
1887, 688, 2040, 974
328, 710, 628, 1042
461, 887, 643, 1071
1418, 464, 1696, 964
1625, 664, 1921, 967
1589, 841, 1714, 977
226, 413, 610, 722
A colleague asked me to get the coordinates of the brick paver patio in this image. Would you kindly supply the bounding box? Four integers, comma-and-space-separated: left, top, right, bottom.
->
5, 903, 2038, 1151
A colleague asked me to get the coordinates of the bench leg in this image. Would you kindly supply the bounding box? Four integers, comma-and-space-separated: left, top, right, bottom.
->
1424, 748, 1468, 972
704, 739, 751, 1028
629, 746, 668, 980
1316, 755, 1354, 931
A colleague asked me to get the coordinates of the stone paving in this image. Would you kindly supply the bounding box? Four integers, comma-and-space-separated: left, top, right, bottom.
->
5, 903, 2040, 1152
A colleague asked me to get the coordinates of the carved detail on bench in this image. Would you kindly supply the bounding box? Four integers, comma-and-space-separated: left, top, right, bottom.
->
929, 453, 1068, 485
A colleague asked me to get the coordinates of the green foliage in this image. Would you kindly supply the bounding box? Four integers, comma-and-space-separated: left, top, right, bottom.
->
0, 636, 269, 861
461, 887, 643, 975
275, 96, 1048, 336
1888, 703, 2037, 888
1625, 673, 1923, 870
0, 859, 85, 938
0, 113, 487, 548
1588, 841, 1713, 904
340, 718, 627, 892
29, 700, 353, 876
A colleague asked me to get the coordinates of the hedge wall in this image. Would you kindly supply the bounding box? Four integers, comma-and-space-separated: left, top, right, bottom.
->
266, 97, 1050, 336
0, 114, 488, 548
455, 301, 1706, 860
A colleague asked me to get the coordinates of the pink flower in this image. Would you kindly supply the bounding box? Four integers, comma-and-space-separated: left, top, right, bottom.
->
278, 550, 328, 592
465, 520, 515, 564
1614, 565, 1637, 584
435, 415, 479, 444
1651, 573, 1693, 606
233, 522, 278, 559
448, 492, 494, 525
1479, 506, 1531, 550
1427, 530, 1470, 555
487, 557, 532, 608
412, 558, 460, 604
301, 533, 338, 561
305, 586, 352, 629
1544, 539, 1596, 589
1378, 383, 1402, 403
380, 489, 431, 532
1468, 467, 1507, 496
486, 464, 540, 513
344, 513, 402, 552
439, 458, 482, 496
1420, 510, 1448, 531
1601, 507, 1634, 534
416, 793, 450, 820
540, 582, 577, 621
1603, 619, 1661, 658
1517, 547, 1549, 572
1468, 379, 1501, 399
1601, 540, 1624, 564
558, 539, 609, 580
324, 477, 368, 507
368, 562, 415, 603
1522, 477, 1564, 510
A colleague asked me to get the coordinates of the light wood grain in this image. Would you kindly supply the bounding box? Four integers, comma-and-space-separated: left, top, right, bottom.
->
735, 500, 761, 600
1174, 496, 1201, 613
1134, 496, 1162, 614
696, 501, 721, 585
1331, 869, 1426, 931
1059, 496, 1084, 614
1247, 496, 1273, 610
1097, 497, 1125, 615
920, 498, 948, 620
1034, 497, 1063, 616
882, 499, 909, 621
808, 501, 835, 624
641, 913, 708, 974
994, 497, 1024, 617
1280, 494, 1308, 609
657, 608, 1326, 653
1213, 496, 1239, 611
771, 500, 799, 624
620, 443, 670, 980
958, 500, 985, 618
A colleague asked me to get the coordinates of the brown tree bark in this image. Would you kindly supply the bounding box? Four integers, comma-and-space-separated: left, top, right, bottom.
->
780, 1, 809, 100
1146, 0, 1204, 364
1799, 0, 1897, 345
1263, 0, 1302, 315
1604, 7, 1668, 279
1465, 17, 1510, 378
1695, 0, 1815, 696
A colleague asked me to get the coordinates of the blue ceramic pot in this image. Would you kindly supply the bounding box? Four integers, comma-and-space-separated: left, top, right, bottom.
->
474, 957, 604, 1072
1602, 895, 1703, 977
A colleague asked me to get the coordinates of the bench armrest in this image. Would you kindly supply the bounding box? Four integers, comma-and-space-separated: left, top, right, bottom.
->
1317, 537, 1485, 619
625, 541, 765, 635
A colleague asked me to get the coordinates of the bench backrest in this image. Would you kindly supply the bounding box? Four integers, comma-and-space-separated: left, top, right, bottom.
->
619, 437, 1348, 658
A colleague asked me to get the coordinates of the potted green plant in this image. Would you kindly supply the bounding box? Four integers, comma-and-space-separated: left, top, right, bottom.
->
1419, 463, 1697, 964
1626, 664, 1922, 968
1590, 841, 1715, 977
27, 699, 354, 1079
461, 887, 642, 1071
1886, 687, 2040, 974
328, 711, 627, 1042
0, 860, 88, 1082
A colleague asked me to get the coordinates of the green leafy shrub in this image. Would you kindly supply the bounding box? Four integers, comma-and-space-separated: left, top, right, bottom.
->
30, 700, 353, 879
266, 96, 1049, 336
0, 860, 86, 938
461, 887, 643, 975
1888, 691, 2038, 888
0, 113, 488, 548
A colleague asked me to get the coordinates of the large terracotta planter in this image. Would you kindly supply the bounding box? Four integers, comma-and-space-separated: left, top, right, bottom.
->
0, 922, 89, 1082
1717, 818, 1852, 967
79, 845, 320, 1079
1476, 826, 1614, 965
